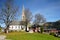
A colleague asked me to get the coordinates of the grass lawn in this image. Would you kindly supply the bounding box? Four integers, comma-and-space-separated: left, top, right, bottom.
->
0, 31, 60, 40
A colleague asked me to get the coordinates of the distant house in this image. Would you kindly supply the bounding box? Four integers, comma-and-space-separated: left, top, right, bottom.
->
44, 28, 58, 33
31, 24, 41, 32
43, 22, 58, 33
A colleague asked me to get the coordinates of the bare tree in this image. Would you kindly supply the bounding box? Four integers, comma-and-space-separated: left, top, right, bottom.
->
0, 0, 19, 33
24, 8, 32, 32
33, 13, 46, 33
34, 13, 46, 25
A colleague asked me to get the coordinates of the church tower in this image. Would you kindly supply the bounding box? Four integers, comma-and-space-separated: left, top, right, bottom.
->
22, 5, 25, 21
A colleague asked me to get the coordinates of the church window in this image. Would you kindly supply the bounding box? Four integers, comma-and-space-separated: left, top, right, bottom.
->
16, 26, 17, 28
19, 26, 20, 29
12, 26, 13, 29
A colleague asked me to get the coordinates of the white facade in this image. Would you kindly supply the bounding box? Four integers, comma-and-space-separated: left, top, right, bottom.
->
9, 25, 29, 31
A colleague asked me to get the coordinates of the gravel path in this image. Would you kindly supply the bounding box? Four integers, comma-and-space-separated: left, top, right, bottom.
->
0, 35, 11, 40
0, 35, 6, 40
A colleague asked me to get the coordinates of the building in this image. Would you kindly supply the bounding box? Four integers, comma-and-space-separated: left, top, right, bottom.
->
43, 22, 58, 33
9, 5, 29, 31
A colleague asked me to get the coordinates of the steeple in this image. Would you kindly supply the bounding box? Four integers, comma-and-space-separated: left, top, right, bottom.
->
22, 5, 25, 21
22, 5, 25, 11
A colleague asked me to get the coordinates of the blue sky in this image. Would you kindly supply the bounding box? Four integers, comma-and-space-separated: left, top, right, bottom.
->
15, 0, 60, 22
0, 0, 60, 27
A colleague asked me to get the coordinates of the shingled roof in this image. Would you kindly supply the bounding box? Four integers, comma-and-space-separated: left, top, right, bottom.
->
10, 21, 21, 25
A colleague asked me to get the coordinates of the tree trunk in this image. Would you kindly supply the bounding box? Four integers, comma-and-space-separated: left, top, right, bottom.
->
25, 21, 28, 32
25, 24, 28, 32
5, 25, 9, 33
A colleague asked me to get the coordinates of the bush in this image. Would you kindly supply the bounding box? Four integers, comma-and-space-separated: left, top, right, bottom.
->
9, 30, 14, 32
0, 28, 1, 32
50, 32, 55, 36
40, 27, 44, 33
11, 30, 14, 32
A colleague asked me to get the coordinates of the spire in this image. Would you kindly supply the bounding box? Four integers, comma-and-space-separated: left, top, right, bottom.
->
22, 5, 25, 11
22, 5, 25, 21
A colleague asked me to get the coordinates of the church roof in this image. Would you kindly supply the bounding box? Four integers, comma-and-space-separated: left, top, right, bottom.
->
10, 21, 21, 25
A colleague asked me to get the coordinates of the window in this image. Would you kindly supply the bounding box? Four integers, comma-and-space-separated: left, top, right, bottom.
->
16, 26, 17, 29
19, 26, 20, 29
12, 26, 13, 29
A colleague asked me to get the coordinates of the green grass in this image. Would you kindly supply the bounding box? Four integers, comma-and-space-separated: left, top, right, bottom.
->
0, 32, 60, 40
